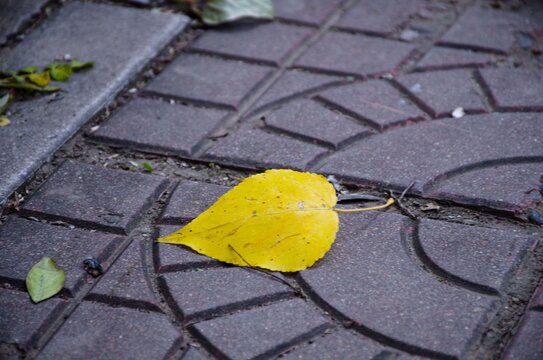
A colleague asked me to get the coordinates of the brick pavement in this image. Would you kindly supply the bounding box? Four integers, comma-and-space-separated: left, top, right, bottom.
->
1, 0, 543, 359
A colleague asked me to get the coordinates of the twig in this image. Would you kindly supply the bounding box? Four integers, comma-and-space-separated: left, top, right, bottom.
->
228, 244, 305, 298
389, 191, 417, 219
399, 180, 415, 202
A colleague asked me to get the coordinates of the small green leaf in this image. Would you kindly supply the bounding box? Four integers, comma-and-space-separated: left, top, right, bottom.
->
26, 256, 66, 303
19, 66, 39, 75
202, 0, 273, 25
142, 162, 154, 172
48, 63, 73, 81
28, 71, 51, 87
70, 60, 95, 71
0, 93, 12, 115
0, 116, 10, 127
0, 81, 60, 92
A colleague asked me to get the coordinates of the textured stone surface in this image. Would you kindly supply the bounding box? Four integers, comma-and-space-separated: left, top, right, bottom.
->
161, 267, 292, 320
480, 68, 543, 111
160, 181, 229, 224
397, 69, 486, 117
89, 240, 159, 310
531, 285, 543, 308
265, 99, 370, 147
415, 47, 497, 70
336, 0, 425, 35
418, 219, 533, 292
273, 0, 338, 26
299, 212, 499, 357
295, 32, 415, 76
181, 347, 209, 360
145, 54, 272, 110
206, 125, 327, 169
0, 1, 187, 206
438, 6, 534, 54
191, 22, 312, 66
38, 302, 180, 360
281, 329, 385, 360
0, 288, 67, 350
0, 0, 49, 45
0, 217, 120, 296
318, 80, 425, 130
21, 161, 168, 234
504, 312, 543, 360
252, 70, 342, 112
192, 299, 329, 359
93, 98, 227, 156
320, 113, 543, 211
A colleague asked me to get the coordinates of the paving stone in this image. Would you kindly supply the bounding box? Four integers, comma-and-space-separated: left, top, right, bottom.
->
295, 32, 415, 76
181, 347, 209, 360
160, 180, 230, 223
0, 1, 187, 206
93, 98, 227, 156
317, 80, 425, 130
192, 299, 329, 359
504, 311, 543, 360
320, 113, 543, 212
438, 6, 534, 54
335, 0, 425, 35
299, 212, 500, 357
479, 68, 543, 111
530, 284, 543, 308
145, 54, 272, 110
273, 0, 338, 26
415, 47, 497, 70
252, 70, 342, 111
205, 125, 327, 170
88, 240, 159, 310
281, 329, 385, 360
21, 161, 168, 234
418, 218, 534, 292
0, 217, 120, 296
0, 288, 67, 351
0, 0, 48, 45
161, 267, 292, 321
426, 162, 543, 213
191, 22, 312, 66
38, 301, 180, 360
397, 69, 486, 117
264, 99, 370, 147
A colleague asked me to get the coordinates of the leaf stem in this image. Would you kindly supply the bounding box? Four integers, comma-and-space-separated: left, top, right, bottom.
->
334, 197, 395, 213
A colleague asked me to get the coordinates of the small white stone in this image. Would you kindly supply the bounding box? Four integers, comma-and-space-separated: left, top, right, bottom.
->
452, 107, 465, 118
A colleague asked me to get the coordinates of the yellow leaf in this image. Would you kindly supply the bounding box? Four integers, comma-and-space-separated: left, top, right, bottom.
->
27, 71, 51, 87
0, 116, 10, 127
160, 169, 339, 272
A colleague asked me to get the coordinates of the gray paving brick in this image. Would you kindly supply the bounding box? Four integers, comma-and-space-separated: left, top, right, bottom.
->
191, 22, 312, 66
480, 68, 543, 111
0, 217, 120, 296
280, 329, 385, 360
160, 181, 230, 224
418, 218, 534, 292
299, 212, 501, 357
0, 1, 188, 206
92, 98, 227, 156
206, 125, 327, 170
438, 6, 534, 54
415, 47, 497, 71
273, 0, 338, 26
89, 240, 158, 309
397, 69, 486, 117
145, 54, 272, 110
252, 70, 342, 111
531, 284, 543, 308
192, 299, 329, 359
320, 113, 543, 212
0, 288, 67, 351
161, 267, 293, 321
21, 161, 168, 234
264, 99, 370, 147
0, 0, 49, 45
504, 312, 543, 360
295, 32, 415, 76
336, 0, 425, 35
317, 80, 425, 130
181, 347, 209, 360
38, 301, 180, 360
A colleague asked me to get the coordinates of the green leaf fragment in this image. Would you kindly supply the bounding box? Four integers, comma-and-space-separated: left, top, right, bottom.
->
142, 162, 154, 172
28, 71, 51, 87
19, 66, 39, 75
26, 256, 66, 303
0, 93, 12, 115
0, 81, 59, 92
202, 0, 273, 25
70, 60, 95, 71
0, 116, 10, 127
48, 63, 73, 81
